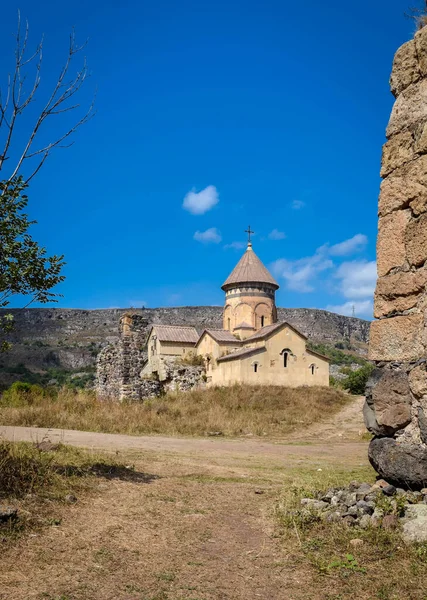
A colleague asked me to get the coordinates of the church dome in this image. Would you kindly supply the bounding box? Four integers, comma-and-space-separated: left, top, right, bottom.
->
221, 243, 279, 291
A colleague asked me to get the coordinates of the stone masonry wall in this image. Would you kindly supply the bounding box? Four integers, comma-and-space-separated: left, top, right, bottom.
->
366, 27, 427, 487
96, 313, 205, 401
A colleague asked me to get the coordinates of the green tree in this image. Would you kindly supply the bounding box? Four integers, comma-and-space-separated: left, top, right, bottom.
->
0, 177, 64, 351
0, 15, 93, 351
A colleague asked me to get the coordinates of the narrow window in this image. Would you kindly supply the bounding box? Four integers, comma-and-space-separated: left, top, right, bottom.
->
253, 363, 258, 373
310, 364, 315, 375
283, 352, 288, 368
261, 316, 265, 327
228, 318, 231, 330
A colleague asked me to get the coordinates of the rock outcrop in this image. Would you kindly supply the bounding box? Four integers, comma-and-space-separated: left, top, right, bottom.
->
366, 27, 427, 487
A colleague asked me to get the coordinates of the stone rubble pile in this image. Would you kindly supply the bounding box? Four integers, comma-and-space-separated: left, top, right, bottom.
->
299, 479, 427, 543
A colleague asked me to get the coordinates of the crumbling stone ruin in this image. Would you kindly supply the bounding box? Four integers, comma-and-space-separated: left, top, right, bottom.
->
365, 26, 427, 487
96, 313, 205, 401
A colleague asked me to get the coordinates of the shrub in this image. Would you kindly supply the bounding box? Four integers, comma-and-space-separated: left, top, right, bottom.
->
341, 364, 375, 395
0, 381, 50, 407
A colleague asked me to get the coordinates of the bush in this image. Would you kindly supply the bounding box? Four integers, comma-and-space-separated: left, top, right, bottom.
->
341, 364, 375, 395
0, 381, 54, 407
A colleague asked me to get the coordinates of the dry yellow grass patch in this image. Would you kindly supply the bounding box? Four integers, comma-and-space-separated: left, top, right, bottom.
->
0, 440, 145, 545
0, 384, 350, 437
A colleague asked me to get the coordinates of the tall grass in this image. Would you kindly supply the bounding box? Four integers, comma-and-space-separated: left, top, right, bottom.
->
0, 384, 350, 437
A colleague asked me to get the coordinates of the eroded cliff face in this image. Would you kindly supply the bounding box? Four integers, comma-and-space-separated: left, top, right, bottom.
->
0, 306, 369, 386
366, 27, 427, 487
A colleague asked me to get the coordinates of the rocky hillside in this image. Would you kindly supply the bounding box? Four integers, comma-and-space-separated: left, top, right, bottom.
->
0, 307, 370, 386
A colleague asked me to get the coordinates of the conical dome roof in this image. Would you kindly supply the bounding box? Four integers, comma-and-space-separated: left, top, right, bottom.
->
221, 244, 279, 290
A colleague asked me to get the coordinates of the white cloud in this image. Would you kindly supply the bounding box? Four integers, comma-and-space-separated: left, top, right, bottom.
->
224, 241, 245, 250
326, 299, 373, 319
271, 234, 371, 295
271, 252, 333, 293
335, 260, 377, 299
268, 228, 286, 240
194, 227, 222, 244
329, 234, 368, 257
183, 185, 219, 215
291, 200, 305, 210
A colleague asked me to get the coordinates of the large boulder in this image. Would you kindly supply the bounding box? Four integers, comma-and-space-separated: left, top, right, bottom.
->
368, 437, 427, 489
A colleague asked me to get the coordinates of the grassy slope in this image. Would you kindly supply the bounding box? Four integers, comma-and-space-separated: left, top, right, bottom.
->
0, 385, 350, 437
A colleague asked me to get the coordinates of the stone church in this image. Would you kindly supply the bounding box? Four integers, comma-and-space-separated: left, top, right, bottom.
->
97, 238, 330, 400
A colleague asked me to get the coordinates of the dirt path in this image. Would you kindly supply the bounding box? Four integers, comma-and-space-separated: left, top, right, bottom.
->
0, 423, 367, 465
0, 398, 371, 600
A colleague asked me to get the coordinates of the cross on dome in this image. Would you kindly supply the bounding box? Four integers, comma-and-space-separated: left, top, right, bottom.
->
244, 225, 254, 246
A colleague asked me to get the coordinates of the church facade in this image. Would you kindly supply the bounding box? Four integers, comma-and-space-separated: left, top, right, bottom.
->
140, 240, 330, 389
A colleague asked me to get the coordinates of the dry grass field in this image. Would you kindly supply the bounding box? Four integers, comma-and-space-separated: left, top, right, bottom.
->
1, 390, 426, 599
0, 384, 350, 437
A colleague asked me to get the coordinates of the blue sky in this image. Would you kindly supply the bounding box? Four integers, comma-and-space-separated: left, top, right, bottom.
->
0, 0, 419, 318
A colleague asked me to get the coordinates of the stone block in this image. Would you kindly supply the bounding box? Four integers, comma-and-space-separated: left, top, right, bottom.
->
369, 314, 425, 361
415, 25, 427, 77
381, 131, 415, 177
387, 79, 427, 138
371, 369, 412, 434
415, 122, 427, 154
375, 268, 427, 298
374, 292, 419, 318
379, 174, 426, 217
418, 407, 427, 445
409, 363, 427, 397
390, 39, 420, 96
377, 210, 411, 277
405, 213, 427, 267
369, 437, 427, 489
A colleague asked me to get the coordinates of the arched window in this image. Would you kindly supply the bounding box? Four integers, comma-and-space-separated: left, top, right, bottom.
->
310, 364, 316, 375
253, 362, 258, 373
228, 317, 231, 330
283, 352, 288, 368
261, 316, 265, 327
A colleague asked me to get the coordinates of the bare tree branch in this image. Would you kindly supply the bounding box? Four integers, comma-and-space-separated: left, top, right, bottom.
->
0, 14, 94, 190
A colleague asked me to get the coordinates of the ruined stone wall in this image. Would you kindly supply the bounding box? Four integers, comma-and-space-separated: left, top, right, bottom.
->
96, 313, 205, 401
366, 27, 427, 487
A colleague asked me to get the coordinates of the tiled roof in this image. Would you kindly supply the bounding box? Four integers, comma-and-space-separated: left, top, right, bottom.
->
221, 244, 279, 290
234, 321, 254, 329
244, 322, 284, 342
150, 325, 199, 344
217, 346, 266, 363
244, 321, 308, 343
199, 329, 242, 344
